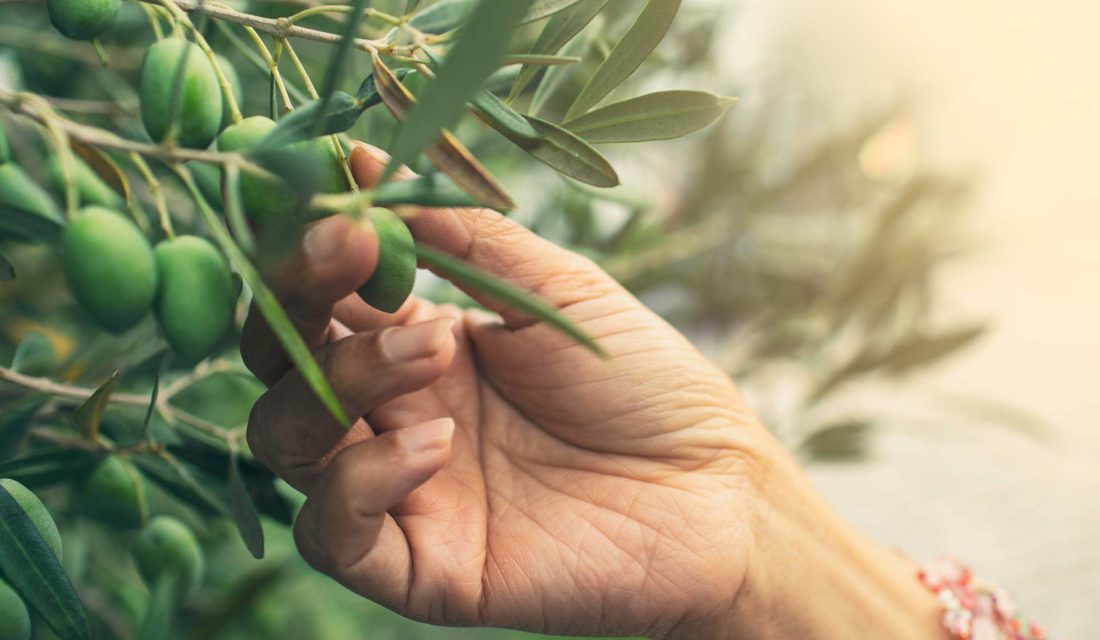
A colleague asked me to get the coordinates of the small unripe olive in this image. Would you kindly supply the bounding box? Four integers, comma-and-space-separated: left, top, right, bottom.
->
0, 578, 31, 640
62, 207, 157, 334
75, 456, 148, 531
217, 116, 345, 226
46, 0, 120, 41
0, 165, 63, 241
140, 39, 223, 149
0, 479, 62, 559
154, 236, 235, 364
133, 516, 204, 598
46, 155, 125, 210
357, 208, 417, 313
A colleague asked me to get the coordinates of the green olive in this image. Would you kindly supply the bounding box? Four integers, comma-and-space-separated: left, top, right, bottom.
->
46, 0, 120, 41
0, 479, 62, 559
75, 456, 148, 531
0, 578, 31, 640
357, 208, 417, 313
217, 116, 345, 226
133, 516, 204, 598
62, 207, 157, 334
46, 155, 125, 210
140, 38, 223, 149
154, 236, 235, 364
0, 165, 63, 242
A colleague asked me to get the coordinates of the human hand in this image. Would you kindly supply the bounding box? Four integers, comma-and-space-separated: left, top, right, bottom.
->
243, 143, 946, 639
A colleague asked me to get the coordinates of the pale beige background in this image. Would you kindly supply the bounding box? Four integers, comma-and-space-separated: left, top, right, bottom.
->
708, 0, 1100, 636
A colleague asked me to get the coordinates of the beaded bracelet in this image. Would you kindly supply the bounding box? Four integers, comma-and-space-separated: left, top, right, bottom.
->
918, 557, 1051, 640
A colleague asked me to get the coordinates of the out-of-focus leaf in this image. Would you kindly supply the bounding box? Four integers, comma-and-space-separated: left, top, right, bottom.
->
521, 0, 586, 23
188, 563, 288, 640
0, 484, 91, 640
0, 395, 48, 458
11, 332, 55, 375
407, 0, 477, 34
168, 443, 292, 525
372, 174, 479, 208
416, 245, 604, 356
565, 90, 736, 143
371, 53, 514, 210
135, 575, 176, 640
502, 54, 582, 68
510, 0, 610, 101
565, 0, 682, 120
797, 420, 871, 462
531, 15, 603, 116
384, 0, 531, 180
71, 141, 130, 206
0, 248, 12, 280
72, 370, 119, 441
257, 92, 364, 150
176, 168, 350, 427
139, 372, 161, 440
226, 452, 264, 559
133, 453, 226, 518
0, 174, 65, 244
222, 163, 254, 256
0, 447, 98, 480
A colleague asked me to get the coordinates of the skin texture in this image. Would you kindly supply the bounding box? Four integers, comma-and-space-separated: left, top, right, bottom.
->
154, 236, 235, 364
243, 142, 950, 639
357, 207, 416, 313
0, 479, 62, 559
46, 0, 120, 41
140, 39, 222, 149
62, 207, 157, 334
0, 578, 31, 640
77, 457, 149, 531
134, 516, 204, 598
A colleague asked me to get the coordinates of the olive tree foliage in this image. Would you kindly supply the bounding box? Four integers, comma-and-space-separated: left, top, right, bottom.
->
0, 0, 987, 638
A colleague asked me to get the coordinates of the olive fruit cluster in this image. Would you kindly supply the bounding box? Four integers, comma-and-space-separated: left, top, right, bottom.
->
0, 479, 63, 640
61, 208, 236, 363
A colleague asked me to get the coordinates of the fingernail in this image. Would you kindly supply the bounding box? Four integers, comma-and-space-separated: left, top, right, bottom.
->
379, 318, 455, 363
399, 417, 455, 454
304, 218, 358, 264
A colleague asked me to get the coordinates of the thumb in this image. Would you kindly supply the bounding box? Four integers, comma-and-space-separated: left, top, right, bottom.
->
293, 417, 454, 610
348, 142, 627, 330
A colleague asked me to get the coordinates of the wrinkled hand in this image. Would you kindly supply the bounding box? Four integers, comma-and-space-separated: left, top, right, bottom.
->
242, 143, 937, 640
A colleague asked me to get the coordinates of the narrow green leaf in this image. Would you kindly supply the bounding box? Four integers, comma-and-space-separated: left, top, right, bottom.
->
258, 92, 365, 150
0, 484, 91, 640
521, 0, 586, 23
407, 0, 477, 34
372, 174, 479, 208
140, 371, 161, 440
565, 90, 735, 143
312, 0, 369, 137
510, 0, 610, 101
531, 15, 603, 116
416, 245, 605, 356
223, 163, 254, 256
132, 454, 226, 517
471, 91, 541, 140
135, 575, 177, 640
564, 0, 682, 120
0, 249, 13, 280
502, 54, 582, 67
11, 332, 54, 375
385, 0, 532, 179
0, 395, 48, 458
0, 166, 65, 244
226, 452, 264, 559
175, 169, 350, 427
0, 447, 97, 479
355, 69, 411, 109
72, 371, 120, 441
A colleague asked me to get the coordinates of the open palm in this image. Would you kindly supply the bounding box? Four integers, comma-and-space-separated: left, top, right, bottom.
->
242, 144, 773, 639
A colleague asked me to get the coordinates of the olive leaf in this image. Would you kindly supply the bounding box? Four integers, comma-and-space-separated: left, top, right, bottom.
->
0, 484, 91, 640
384, 0, 532, 180
471, 92, 619, 187
11, 332, 54, 375
72, 370, 120, 441
0, 167, 65, 244
502, 54, 582, 68
0, 448, 98, 486
226, 451, 264, 559
257, 92, 364, 150
510, 0, 611, 101
407, 0, 477, 34
222, 163, 254, 256
133, 453, 227, 518
135, 574, 177, 640
371, 52, 514, 210
175, 168, 350, 428
0, 395, 48, 458
0, 248, 12, 280
521, 0, 587, 23
311, 0, 370, 138
531, 15, 604, 116
564, 90, 736, 143
416, 245, 605, 356
71, 141, 131, 206
564, 0, 682, 121
372, 174, 479, 208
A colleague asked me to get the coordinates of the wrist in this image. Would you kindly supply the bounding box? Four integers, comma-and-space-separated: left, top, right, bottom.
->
697, 447, 950, 640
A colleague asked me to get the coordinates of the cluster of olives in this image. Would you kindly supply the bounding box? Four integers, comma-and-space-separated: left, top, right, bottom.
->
0, 473, 203, 640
